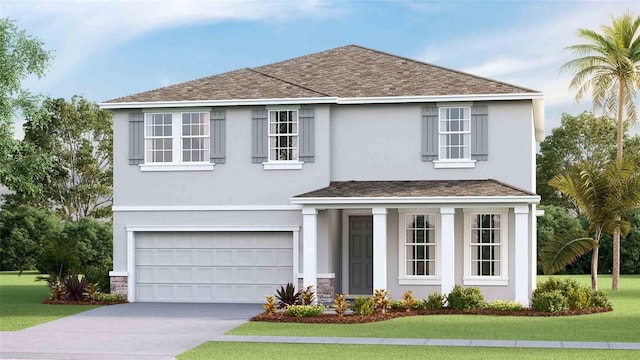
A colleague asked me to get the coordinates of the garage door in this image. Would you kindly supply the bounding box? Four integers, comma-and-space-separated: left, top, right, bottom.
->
135, 231, 293, 303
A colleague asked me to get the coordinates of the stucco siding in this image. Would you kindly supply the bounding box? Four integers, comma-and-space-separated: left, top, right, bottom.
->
330, 101, 534, 192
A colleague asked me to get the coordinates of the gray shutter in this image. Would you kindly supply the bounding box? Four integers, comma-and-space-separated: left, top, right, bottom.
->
471, 104, 489, 161
252, 108, 268, 163
421, 105, 438, 161
129, 112, 144, 165
210, 110, 226, 164
299, 108, 315, 162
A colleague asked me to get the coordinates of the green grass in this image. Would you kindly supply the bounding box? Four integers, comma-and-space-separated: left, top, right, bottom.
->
0, 271, 100, 331
177, 342, 638, 360
229, 275, 640, 342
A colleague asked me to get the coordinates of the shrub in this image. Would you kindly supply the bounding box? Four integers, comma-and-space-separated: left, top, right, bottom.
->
412, 299, 428, 310
283, 304, 326, 317
84, 282, 100, 301
97, 292, 126, 302
567, 287, 590, 310
531, 289, 569, 312
300, 285, 315, 305
353, 296, 374, 315
373, 289, 390, 314
48, 276, 66, 300
83, 265, 111, 293
263, 295, 277, 315
402, 290, 417, 312
63, 274, 88, 301
486, 300, 524, 312
589, 290, 612, 308
389, 300, 405, 310
275, 283, 301, 308
332, 294, 349, 316
446, 285, 485, 310
425, 292, 445, 310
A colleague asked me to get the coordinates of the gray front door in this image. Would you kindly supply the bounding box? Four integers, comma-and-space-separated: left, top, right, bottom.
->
349, 215, 373, 294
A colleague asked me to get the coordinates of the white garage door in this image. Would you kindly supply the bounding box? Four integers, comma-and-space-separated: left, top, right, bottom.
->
135, 231, 293, 303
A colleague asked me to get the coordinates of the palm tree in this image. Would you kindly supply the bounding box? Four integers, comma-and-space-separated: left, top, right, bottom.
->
561, 12, 640, 290
545, 157, 640, 290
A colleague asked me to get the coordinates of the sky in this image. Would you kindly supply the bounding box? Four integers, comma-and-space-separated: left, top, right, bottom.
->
1, 0, 639, 139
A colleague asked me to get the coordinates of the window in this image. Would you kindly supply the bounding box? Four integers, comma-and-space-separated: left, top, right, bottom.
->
464, 210, 508, 285
268, 109, 298, 162
439, 107, 470, 160
142, 111, 212, 171
398, 211, 440, 285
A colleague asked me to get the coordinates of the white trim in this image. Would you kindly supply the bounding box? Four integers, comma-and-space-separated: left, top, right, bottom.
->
514, 207, 530, 305
302, 209, 318, 303
342, 209, 372, 294
433, 160, 476, 169
262, 162, 304, 170
108, 271, 128, 277
99, 93, 543, 110
112, 205, 302, 212
437, 102, 473, 108
139, 164, 214, 172
372, 206, 388, 291
463, 210, 509, 286
267, 105, 301, 110
291, 196, 540, 205
126, 230, 135, 302
398, 211, 441, 285
440, 207, 455, 295
292, 230, 300, 287
297, 273, 335, 279
533, 98, 545, 142
463, 207, 509, 213
125, 225, 300, 232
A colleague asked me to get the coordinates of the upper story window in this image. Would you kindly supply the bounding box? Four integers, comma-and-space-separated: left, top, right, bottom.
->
398, 211, 440, 285
439, 107, 470, 160
142, 111, 213, 171
268, 109, 298, 162
463, 210, 508, 285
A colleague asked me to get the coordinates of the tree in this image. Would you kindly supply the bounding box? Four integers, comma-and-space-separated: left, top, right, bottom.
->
561, 12, 640, 290
546, 157, 640, 290
17, 96, 113, 220
537, 112, 640, 208
0, 18, 53, 196
536, 205, 590, 274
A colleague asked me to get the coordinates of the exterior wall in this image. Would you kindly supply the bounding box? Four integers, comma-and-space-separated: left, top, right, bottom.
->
330, 101, 534, 192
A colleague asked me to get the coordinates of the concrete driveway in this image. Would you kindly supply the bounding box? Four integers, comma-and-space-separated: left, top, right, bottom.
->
0, 303, 261, 360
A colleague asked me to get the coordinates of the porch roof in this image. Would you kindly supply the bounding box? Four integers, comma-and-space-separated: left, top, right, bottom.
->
291, 179, 539, 205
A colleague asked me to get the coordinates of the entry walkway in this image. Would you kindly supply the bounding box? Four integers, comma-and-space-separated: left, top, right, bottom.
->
213, 335, 640, 350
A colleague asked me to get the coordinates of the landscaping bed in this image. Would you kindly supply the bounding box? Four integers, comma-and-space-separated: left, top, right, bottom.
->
42, 299, 126, 306
252, 306, 613, 324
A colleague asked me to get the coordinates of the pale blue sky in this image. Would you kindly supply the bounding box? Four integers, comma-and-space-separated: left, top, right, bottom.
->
2, 0, 639, 137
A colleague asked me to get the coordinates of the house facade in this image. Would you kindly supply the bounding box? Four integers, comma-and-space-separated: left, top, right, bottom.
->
101, 45, 544, 305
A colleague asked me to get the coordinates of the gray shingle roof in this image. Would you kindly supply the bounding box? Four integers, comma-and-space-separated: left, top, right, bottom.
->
107, 45, 538, 103
293, 179, 537, 198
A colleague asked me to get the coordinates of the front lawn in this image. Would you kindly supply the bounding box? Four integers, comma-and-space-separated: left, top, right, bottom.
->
177, 342, 637, 360
0, 271, 100, 331
228, 275, 640, 342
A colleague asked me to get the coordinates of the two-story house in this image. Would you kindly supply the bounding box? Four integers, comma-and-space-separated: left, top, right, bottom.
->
101, 45, 544, 305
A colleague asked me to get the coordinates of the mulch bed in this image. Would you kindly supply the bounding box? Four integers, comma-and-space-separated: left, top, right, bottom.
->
42, 299, 127, 306
251, 307, 613, 324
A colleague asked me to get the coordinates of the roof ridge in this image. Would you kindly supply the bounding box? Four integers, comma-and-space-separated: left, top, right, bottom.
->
252, 44, 356, 71
349, 45, 541, 94
247, 68, 331, 97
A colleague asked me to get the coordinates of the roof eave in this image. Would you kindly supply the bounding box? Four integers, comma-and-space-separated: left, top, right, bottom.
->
99, 93, 544, 110
290, 195, 541, 205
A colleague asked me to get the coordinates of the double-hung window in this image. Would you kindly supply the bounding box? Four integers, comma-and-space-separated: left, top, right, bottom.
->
142, 111, 212, 171
398, 212, 440, 285
439, 107, 470, 160
464, 210, 508, 285
268, 109, 298, 162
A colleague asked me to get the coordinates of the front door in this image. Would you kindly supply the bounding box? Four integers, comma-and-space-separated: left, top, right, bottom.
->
349, 215, 373, 294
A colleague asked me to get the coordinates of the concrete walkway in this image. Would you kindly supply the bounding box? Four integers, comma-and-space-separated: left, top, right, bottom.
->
212, 335, 640, 350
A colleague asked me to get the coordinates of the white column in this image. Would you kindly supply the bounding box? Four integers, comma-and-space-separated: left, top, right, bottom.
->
126, 230, 135, 302
292, 229, 300, 287
302, 207, 318, 303
440, 207, 455, 295
514, 205, 530, 306
530, 204, 537, 294
372, 207, 388, 291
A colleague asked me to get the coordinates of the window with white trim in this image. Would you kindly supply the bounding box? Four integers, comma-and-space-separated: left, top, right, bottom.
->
439, 107, 470, 160
143, 111, 211, 169
268, 109, 298, 162
398, 212, 440, 284
464, 210, 508, 284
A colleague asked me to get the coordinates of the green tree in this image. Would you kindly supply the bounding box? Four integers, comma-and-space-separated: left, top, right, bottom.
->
0, 18, 53, 197
537, 112, 640, 208
546, 157, 640, 290
561, 11, 640, 290
18, 96, 113, 220
536, 205, 589, 274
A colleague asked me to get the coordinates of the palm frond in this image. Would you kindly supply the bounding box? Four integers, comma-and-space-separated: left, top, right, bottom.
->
541, 230, 598, 275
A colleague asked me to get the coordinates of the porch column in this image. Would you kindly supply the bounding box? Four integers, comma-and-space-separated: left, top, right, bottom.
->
302, 207, 318, 304
372, 207, 387, 291
440, 207, 455, 295
514, 205, 530, 306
